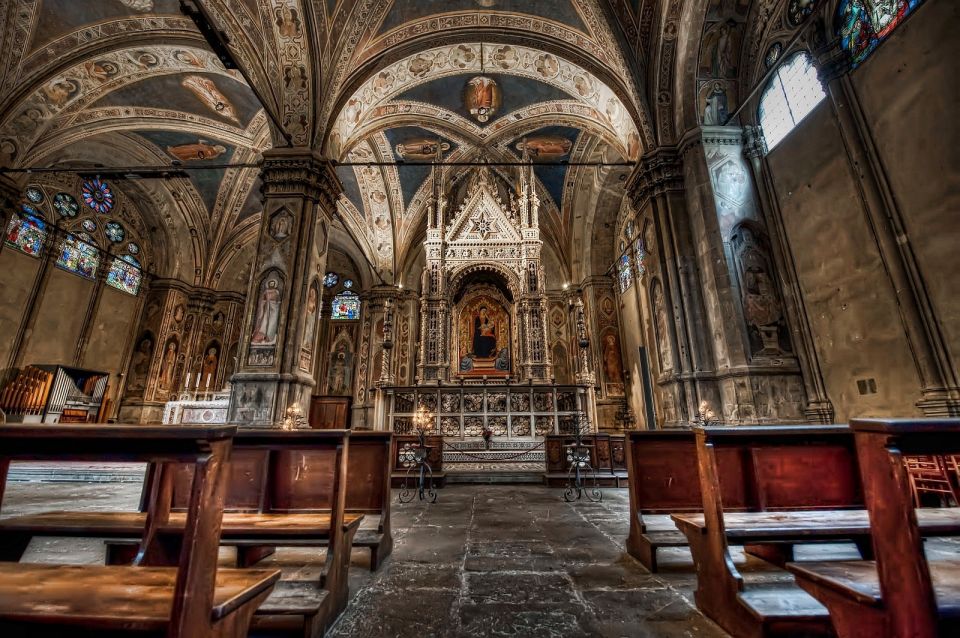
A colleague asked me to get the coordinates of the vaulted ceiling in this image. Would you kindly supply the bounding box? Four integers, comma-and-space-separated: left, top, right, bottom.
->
0, 0, 795, 289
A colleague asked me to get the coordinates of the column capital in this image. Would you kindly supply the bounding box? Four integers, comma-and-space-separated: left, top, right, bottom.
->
260, 148, 342, 213
625, 146, 683, 209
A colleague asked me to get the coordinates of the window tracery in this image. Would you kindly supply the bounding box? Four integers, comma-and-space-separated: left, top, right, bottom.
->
758, 51, 826, 150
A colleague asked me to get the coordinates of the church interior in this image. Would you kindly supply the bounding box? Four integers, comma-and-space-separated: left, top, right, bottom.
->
0, 1, 957, 636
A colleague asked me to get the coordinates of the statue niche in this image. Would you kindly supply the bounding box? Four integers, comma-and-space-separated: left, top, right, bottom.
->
457, 292, 511, 377
730, 223, 791, 357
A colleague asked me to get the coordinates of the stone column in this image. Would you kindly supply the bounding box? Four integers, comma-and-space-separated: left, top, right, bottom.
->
229, 149, 339, 427
816, 45, 960, 416
627, 149, 705, 424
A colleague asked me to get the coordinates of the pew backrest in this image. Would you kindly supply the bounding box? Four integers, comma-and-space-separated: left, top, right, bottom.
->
850, 418, 960, 638
0, 423, 237, 634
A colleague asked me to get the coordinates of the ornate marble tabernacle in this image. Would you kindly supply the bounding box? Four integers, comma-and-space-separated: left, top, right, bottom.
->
385, 384, 591, 439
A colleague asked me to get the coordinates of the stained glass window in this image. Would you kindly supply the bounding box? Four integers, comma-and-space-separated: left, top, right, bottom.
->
331, 291, 360, 320
618, 254, 633, 293
121, 254, 141, 268
837, 1, 925, 67
343, 278, 353, 289
126, 242, 140, 255
5, 213, 47, 257
104, 221, 125, 243
323, 272, 339, 287
634, 238, 647, 277
758, 51, 826, 151
56, 235, 99, 279
81, 219, 97, 232
82, 178, 114, 213
25, 186, 44, 204
21, 203, 42, 218
53, 192, 80, 218
106, 257, 142, 295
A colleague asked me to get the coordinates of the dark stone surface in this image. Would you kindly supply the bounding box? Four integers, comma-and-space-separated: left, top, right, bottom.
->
2, 478, 730, 637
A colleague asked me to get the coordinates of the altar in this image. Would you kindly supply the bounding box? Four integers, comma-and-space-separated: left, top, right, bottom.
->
162, 390, 230, 425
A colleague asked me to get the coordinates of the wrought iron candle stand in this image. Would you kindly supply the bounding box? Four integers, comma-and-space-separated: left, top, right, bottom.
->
564, 413, 602, 502
398, 407, 438, 503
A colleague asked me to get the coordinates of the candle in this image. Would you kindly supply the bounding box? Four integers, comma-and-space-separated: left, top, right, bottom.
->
195, 372, 201, 389
205, 374, 211, 389
184, 372, 191, 389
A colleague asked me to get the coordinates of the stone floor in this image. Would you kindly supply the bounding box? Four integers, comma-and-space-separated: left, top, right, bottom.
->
3, 476, 729, 637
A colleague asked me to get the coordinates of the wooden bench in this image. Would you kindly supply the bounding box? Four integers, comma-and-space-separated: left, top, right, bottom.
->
0, 423, 280, 637
0, 429, 359, 638
788, 418, 960, 637
671, 424, 960, 637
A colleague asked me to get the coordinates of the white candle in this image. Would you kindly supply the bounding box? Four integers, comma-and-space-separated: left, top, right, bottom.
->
205, 374, 211, 389
184, 372, 191, 389
195, 372, 201, 389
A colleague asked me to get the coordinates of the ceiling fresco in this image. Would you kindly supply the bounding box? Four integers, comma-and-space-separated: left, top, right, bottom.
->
30, 0, 183, 51
376, 1, 588, 36
93, 72, 262, 129
4, 0, 765, 288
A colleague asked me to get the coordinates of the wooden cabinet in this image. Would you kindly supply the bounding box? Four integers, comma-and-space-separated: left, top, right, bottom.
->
309, 396, 351, 429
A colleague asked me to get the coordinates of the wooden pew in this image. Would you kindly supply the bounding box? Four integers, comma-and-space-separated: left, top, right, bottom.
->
0, 423, 280, 638
220, 430, 394, 572
788, 418, 960, 638
670, 425, 960, 637
0, 429, 360, 638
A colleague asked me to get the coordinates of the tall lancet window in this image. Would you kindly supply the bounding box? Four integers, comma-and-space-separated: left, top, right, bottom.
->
758, 51, 826, 151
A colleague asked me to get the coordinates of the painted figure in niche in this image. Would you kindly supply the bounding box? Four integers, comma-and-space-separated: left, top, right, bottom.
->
328, 342, 353, 396
182, 75, 240, 124
703, 82, 728, 125
458, 296, 510, 375
173, 49, 205, 68
652, 282, 673, 371
212, 311, 224, 333
464, 76, 500, 123
252, 275, 283, 345
158, 337, 178, 390
167, 140, 227, 161
602, 333, 625, 386
201, 344, 219, 386
302, 284, 319, 350
733, 226, 786, 355
84, 60, 120, 83
269, 211, 292, 240
173, 304, 185, 323
128, 334, 154, 391
553, 343, 571, 384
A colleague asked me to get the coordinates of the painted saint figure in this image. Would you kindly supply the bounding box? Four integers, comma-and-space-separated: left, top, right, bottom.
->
252, 277, 282, 345
473, 306, 497, 358
201, 345, 219, 385
158, 338, 178, 390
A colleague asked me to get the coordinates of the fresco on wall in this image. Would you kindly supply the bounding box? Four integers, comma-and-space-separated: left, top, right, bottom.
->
201, 341, 220, 388
248, 270, 284, 366
384, 126, 456, 207
457, 294, 510, 377
157, 335, 179, 391
651, 280, 673, 372
552, 342, 572, 384
326, 335, 354, 396
126, 331, 154, 392
137, 130, 235, 213
731, 224, 791, 358
601, 329, 625, 396
299, 281, 320, 372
